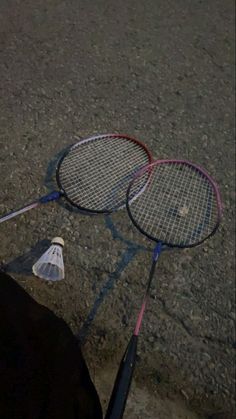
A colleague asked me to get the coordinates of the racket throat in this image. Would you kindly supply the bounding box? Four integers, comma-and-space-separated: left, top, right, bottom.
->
134, 243, 162, 337
153, 241, 162, 261
39, 191, 62, 203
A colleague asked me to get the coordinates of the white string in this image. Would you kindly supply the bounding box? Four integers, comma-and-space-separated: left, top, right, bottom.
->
128, 162, 219, 246
58, 136, 150, 211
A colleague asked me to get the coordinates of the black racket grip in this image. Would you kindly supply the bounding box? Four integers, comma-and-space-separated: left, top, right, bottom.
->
105, 335, 138, 419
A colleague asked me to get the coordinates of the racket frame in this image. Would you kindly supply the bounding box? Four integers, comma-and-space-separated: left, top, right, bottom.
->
126, 159, 222, 248
56, 133, 152, 214
105, 160, 222, 418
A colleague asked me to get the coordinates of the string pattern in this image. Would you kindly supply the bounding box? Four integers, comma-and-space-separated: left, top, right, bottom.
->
58, 135, 150, 212
127, 162, 220, 246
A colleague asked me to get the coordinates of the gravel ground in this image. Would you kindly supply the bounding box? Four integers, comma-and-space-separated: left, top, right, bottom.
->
0, 1, 235, 418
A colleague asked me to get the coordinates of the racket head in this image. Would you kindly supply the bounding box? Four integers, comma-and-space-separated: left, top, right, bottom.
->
56, 134, 152, 214
126, 159, 222, 248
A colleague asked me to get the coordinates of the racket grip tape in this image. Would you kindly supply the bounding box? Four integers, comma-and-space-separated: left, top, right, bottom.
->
105, 335, 138, 419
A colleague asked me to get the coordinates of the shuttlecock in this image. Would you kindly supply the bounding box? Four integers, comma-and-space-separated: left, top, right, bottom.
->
32, 237, 65, 281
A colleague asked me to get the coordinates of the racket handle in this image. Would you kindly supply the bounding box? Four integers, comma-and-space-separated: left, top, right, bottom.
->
105, 335, 138, 419
0, 191, 61, 224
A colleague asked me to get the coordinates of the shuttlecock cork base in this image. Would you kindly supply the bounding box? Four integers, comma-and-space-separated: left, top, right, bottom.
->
32, 237, 65, 281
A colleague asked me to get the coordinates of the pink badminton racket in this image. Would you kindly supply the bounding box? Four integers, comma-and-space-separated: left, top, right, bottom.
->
105, 159, 222, 419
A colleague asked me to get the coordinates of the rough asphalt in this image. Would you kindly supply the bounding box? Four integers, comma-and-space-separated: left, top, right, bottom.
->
0, 1, 235, 418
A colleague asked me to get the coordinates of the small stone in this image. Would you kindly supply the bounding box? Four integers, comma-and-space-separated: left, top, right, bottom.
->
181, 389, 189, 400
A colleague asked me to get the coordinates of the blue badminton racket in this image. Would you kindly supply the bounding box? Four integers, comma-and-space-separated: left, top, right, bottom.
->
0, 134, 152, 223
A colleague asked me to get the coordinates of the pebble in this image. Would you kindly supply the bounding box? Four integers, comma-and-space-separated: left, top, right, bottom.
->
181, 389, 189, 400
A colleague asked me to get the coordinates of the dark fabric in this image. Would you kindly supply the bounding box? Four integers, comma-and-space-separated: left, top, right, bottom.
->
0, 272, 103, 419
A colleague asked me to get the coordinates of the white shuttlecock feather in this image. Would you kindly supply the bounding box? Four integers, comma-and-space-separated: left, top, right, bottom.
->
32, 237, 65, 281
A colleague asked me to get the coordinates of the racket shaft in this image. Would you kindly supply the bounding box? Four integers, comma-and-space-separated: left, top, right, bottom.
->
134, 254, 159, 336
105, 335, 138, 419
106, 245, 161, 418
0, 191, 61, 224
0, 202, 39, 223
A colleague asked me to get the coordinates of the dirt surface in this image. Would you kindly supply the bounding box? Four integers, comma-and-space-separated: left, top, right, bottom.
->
0, 1, 235, 418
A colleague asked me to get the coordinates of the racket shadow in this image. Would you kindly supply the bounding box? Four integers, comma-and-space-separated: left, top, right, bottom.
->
77, 211, 174, 344
77, 245, 139, 344
77, 214, 150, 344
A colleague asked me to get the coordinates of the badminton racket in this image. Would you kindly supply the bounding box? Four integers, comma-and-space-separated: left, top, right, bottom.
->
105, 159, 222, 419
0, 134, 152, 223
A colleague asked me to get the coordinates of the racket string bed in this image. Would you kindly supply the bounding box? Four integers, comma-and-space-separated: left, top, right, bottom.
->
58, 135, 151, 211
154, 163, 191, 242
65, 153, 148, 206
127, 161, 221, 247
165, 164, 202, 244
130, 164, 181, 239
128, 164, 184, 240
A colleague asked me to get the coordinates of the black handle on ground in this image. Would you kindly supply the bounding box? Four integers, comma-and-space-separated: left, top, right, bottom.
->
104, 335, 138, 419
